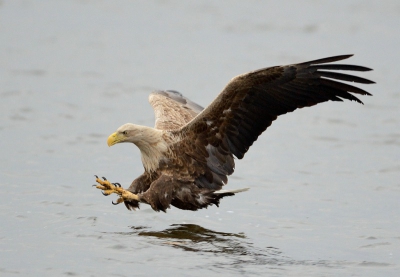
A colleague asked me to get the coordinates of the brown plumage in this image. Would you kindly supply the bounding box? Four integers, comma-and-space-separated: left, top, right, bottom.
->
94, 54, 374, 212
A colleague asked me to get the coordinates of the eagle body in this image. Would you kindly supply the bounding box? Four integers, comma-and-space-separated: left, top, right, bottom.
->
95, 55, 374, 212
109, 126, 237, 212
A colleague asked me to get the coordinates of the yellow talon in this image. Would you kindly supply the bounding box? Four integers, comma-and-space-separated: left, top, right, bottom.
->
94, 175, 139, 205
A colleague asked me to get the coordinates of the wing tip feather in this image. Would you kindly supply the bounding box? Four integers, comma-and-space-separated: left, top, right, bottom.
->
300, 54, 354, 65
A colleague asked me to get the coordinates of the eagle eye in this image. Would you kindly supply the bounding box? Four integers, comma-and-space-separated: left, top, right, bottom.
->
122, 131, 128, 135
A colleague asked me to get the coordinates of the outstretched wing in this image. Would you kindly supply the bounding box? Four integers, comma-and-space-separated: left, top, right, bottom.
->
170, 55, 374, 190
149, 90, 203, 130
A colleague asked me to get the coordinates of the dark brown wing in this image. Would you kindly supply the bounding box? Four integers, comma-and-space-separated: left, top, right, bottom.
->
169, 55, 374, 190
149, 90, 203, 130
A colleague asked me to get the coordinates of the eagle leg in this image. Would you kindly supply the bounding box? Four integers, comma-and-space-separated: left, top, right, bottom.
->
93, 175, 140, 205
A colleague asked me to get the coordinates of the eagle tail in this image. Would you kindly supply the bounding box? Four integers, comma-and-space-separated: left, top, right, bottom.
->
213, 187, 250, 195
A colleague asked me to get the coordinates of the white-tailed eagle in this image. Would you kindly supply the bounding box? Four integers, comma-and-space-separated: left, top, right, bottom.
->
94, 55, 374, 212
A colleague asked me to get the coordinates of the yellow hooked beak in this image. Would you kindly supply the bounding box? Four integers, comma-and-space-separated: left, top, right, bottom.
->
107, 132, 124, 147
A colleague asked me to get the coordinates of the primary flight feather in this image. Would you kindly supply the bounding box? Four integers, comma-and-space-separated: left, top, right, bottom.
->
94, 55, 374, 212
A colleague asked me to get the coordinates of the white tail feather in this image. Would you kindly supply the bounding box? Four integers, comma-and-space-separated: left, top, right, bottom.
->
213, 188, 250, 195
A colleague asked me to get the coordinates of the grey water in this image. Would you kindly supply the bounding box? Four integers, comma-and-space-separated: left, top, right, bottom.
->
1, 1, 399, 276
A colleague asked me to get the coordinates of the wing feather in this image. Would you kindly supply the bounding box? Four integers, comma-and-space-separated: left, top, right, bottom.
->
167, 55, 373, 190
149, 90, 203, 130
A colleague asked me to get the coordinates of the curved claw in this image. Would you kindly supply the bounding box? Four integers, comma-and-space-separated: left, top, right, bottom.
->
112, 200, 119, 205
92, 184, 97, 187
94, 175, 99, 179
113, 183, 121, 187
102, 177, 107, 181
101, 191, 108, 196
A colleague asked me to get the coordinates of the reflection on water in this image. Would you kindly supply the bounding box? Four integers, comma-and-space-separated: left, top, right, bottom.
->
138, 224, 263, 255
110, 224, 286, 268
106, 224, 375, 269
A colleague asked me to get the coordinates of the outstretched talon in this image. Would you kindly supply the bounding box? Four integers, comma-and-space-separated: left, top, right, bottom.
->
93, 175, 140, 205
112, 198, 124, 205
